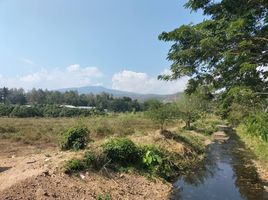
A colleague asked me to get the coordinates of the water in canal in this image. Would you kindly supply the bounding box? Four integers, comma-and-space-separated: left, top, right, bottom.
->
172, 127, 267, 200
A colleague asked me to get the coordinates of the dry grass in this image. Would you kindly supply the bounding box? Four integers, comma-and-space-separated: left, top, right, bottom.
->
0, 117, 77, 145
0, 113, 177, 146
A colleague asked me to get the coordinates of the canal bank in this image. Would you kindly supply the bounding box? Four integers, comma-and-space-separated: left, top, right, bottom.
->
171, 126, 268, 200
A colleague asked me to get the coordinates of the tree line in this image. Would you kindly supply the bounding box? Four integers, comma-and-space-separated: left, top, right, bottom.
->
0, 87, 143, 114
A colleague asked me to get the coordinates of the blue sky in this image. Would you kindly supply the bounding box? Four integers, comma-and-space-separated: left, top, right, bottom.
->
0, 0, 204, 94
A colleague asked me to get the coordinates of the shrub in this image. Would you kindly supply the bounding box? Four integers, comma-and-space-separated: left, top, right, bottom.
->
64, 158, 85, 174
59, 124, 90, 150
10, 106, 43, 118
103, 138, 140, 166
141, 145, 163, 168
42, 104, 61, 117
84, 150, 96, 167
244, 112, 268, 142
0, 104, 14, 117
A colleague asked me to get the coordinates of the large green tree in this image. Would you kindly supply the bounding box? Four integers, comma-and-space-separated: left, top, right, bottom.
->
159, 0, 268, 94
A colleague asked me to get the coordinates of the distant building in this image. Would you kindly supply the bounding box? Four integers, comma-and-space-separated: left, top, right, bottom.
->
60, 105, 95, 110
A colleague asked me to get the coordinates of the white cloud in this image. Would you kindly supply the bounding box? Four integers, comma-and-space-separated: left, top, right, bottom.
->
0, 65, 103, 90
112, 70, 188, 94
19, 57, 35, 65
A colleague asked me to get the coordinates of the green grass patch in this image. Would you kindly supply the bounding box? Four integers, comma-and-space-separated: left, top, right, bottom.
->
192, 115, 225, 136
237, 125, 268, 170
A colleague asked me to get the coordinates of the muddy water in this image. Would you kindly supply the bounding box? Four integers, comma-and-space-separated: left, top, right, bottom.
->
172, 127, 267, 200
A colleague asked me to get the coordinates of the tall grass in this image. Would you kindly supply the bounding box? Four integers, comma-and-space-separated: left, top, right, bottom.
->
237, 125, 268, 170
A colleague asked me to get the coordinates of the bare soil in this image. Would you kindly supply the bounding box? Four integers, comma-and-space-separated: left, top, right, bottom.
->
0, 140, 171, 200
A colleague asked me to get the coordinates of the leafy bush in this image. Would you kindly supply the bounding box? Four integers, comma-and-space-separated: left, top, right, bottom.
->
141, 146, 163, 168
244, 112, 268, 142
64, 158, 85, 174
0, 104, 14, 117
10, 106, 43, 118
103, 138, 140, 166
59, 124, 90, 150
42, 104, 62, 117
84, 150, 96, 167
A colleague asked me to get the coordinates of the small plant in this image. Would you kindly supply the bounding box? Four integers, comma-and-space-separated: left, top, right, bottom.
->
84, 150, 96, 167
103, 138, 140, 166
64, 158, 85, 174
59, 123, 90, 150
142, 146, 163, 168
96, 194, 111, 200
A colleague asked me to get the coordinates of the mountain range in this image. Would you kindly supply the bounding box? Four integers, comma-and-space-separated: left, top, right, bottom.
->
58, 86, 182, 102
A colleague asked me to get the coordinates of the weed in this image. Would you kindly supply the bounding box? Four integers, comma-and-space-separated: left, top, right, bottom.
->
103, 138, 140, 166
64, 158, 85, 174
96, 194, 111, 200
59, 123, 90, 150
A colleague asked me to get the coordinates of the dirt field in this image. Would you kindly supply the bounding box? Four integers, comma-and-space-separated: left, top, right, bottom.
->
0, 139, 171, 200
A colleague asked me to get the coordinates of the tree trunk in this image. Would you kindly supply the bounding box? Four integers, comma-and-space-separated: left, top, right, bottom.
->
186, 120, 191, 130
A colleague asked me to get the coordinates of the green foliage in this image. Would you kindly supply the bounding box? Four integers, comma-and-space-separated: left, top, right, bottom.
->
193, 115, 223, 135
141, 146, 163, 170
63, 136, 205, 181
146, 102, 179, 131
159, 0, 268, 100
217, 86, 262, 123
64, 158, 85, 174
244, 112, 268, 142
10, 105, 43, 118
42, 104, 62, 117
142, 150, 162, 166
237, 125, 268, 168
103, 138, 140, 166
96, 194, 111, 200
177, 91, 210, 129
103, 138, 179, 179
0, 104, 14, 117
143, 99, 162, 110
84, 150, 97, 167
59, 123, 90, 150
0, 87, 144, 114
0, 103, 102, 118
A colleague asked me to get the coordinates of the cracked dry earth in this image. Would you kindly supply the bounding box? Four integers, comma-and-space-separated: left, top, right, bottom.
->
0, 140, 171, 200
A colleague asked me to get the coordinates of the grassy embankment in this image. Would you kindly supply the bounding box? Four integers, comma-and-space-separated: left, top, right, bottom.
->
0, 113, 221, 181
236, 125, 268, 171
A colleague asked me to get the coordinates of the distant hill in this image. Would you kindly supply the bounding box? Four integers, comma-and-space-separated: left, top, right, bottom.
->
57, 86, 182, 102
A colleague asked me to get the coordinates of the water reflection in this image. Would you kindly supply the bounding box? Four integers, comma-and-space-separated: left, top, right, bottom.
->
171, 128, 267, 200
